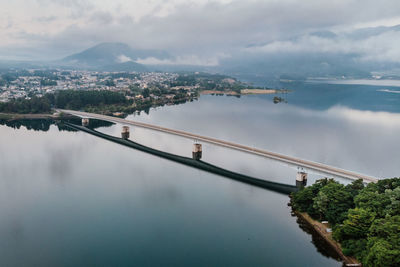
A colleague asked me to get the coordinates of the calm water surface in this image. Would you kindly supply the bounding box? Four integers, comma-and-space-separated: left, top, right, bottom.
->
1, 82, 399, 266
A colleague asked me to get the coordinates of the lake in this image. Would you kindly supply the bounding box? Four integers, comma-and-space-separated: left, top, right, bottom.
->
0, 81, 399, 266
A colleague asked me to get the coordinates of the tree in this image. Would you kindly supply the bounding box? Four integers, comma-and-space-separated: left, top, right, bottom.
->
345, 179, 365, 198
354, 190, 391, 218
340, 239, 368, 258
291, 178, 334, 218
384, 187, 400, 216
366, 239, 399, 267
291, 177, 400, 266
129, 84, 141, 95
142, 88, 150, 98
291, 186, 315, 212
334, 208, 376, 241
333, 208, 375, 258
313, 182, 354, 224
368, 215, 400, 243
375, 178, 400, 193
365, 237, 400, 267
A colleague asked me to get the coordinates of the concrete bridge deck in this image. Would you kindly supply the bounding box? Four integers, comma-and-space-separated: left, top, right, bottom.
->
57, 109, 379, 183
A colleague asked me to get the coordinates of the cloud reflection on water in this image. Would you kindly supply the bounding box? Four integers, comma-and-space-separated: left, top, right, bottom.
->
115, 95, 400, 182
2, 94, 396, 266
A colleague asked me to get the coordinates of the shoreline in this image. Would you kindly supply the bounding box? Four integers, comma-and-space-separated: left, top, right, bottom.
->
294, 211, 361, 266
200, 89, 287, 95
241, 89, 278, 94
200, 90, 240, 95
0, 113, 74, 121
1, 89, 287, 120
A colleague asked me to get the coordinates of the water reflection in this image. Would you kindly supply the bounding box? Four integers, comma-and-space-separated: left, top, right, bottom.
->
0, 118, 114, 132
2, 122, 331, 266
113, 94, 400, 183
64, 122, 298, 194
0, 84, 399, 266
293, 213, 342, 261
284, 82, 400, 112
2, 93, 399, 183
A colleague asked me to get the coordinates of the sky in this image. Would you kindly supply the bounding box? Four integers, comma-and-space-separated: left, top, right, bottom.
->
1, 0, 400, 63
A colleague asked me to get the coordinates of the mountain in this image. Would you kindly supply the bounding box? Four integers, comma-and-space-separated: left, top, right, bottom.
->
216, 24, 400, 83
61, 42, 170, 71
7, 24, 399, 81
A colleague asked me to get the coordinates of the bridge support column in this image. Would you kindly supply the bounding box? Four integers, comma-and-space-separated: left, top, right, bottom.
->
82, 118, 89, 127
296, 171, 308, 188
121, 126, 130, 139
192, 143, 202, 160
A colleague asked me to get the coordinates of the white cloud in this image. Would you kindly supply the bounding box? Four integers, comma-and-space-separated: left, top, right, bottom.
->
326, 106, 400, 128
117, 54, 133, 63
2, 0, 400, 60
245, 29, 400, 62
137, 54, 228, 66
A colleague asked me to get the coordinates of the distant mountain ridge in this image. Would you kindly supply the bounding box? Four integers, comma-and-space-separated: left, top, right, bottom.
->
2, 24, 400, 80
61, 42, 170, 71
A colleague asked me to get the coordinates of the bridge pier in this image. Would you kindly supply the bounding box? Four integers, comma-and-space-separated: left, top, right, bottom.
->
296, 171, 308, 188
58, 109, 378, 183
121, 126, 130, 139
192, 143, 202, 160
82, 118, 89, 127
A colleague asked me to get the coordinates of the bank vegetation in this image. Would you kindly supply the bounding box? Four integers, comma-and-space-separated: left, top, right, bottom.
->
291, 178, 400, 266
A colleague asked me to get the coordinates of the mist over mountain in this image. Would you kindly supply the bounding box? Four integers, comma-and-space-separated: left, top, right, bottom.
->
134, 24, 400, 81
61, 42, 170, 71
220, 24, 400, 81
1, 23, 400, 83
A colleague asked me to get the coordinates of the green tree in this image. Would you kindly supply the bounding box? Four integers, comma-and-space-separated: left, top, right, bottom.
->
365, 238, 400, 267
291, 178, 333, 218
129, 84, 141, 95
291, 177, 400, 266
333, 208, 376, 258
142, 88, 150, 98
340, 239, 368, 258
334, 208, 376, 241
384, 187, 400, 216
313, 182, 354, 224
355, 190, 391, 218
345, 179, 365, 198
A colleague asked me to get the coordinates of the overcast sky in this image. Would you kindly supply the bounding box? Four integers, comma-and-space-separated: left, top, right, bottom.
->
1, 0, 400, 62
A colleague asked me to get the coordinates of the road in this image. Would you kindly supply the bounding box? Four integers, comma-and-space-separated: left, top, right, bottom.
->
57, 109, 379, 183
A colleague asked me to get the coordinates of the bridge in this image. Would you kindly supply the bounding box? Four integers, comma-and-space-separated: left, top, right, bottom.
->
64, 122, 299, 194
57, 109, 379, 183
